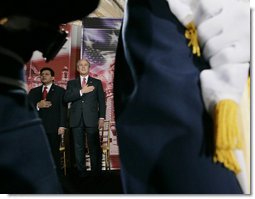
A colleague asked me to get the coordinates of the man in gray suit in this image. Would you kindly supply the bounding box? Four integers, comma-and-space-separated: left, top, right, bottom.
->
64, 59, 106, 178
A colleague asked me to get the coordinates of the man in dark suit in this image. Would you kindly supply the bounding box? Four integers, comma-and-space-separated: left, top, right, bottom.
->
28, 67, 67, 178
64, 59, 106, 178
113, 0, 248, 194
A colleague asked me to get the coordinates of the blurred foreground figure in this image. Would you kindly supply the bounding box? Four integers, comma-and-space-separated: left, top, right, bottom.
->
114, 0, 249, 194
0, 0, 99, 193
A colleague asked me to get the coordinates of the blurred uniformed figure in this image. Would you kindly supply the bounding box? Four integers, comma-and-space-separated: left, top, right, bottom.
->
114, 0, 250, 194
0, 0, 100, 193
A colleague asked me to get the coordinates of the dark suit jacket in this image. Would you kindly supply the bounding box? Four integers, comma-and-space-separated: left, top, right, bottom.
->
64, 76, 106, 128
28, 84, 67, 134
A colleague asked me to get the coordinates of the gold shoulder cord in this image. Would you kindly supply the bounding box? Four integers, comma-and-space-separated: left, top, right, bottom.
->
184, 21, 246, 175
185, 22, 201, 57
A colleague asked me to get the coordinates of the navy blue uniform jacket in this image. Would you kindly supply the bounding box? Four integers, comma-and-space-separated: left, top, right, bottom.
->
114, 0, 242, 194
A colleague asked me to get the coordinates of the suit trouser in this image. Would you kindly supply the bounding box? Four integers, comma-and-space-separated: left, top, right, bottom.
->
72, 123, 102, 176
46, 133, 61, 175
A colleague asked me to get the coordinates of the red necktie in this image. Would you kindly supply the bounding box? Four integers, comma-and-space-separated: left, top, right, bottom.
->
42, 86, 48, 100
82, 77, 86, 86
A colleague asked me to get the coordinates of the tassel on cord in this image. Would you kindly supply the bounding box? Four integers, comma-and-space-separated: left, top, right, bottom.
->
214, 99, 243, 174
184, 21, 247, 174
185, 22, 201, 57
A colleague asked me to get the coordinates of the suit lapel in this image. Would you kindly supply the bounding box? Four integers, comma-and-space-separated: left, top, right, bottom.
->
47, 84, 55, 99
87, 76, 94, 86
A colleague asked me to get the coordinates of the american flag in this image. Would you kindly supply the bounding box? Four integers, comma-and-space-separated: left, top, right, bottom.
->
82, 18, 122, 67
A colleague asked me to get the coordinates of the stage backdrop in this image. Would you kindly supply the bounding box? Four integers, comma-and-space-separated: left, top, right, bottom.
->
25, 18, 122, 169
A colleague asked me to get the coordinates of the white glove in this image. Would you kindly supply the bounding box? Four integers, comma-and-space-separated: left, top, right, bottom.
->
195, 0, 250, 67
193, 0, 250, 112
200, 63, 249, 113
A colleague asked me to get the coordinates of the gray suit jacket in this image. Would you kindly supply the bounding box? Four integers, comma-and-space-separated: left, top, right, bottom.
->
64, 76, 106, 128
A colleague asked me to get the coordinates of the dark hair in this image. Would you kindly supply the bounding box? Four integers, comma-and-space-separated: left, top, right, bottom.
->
40, 67, 55, 76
